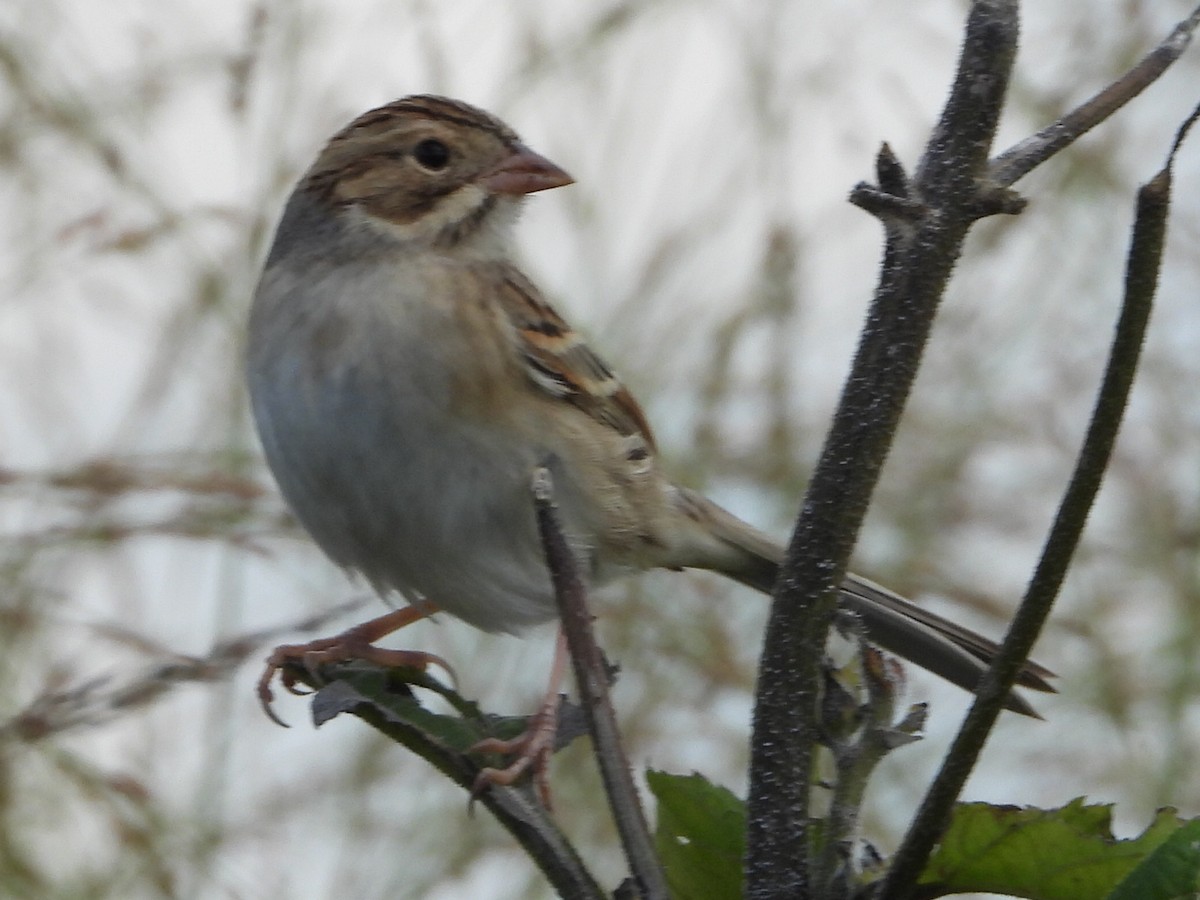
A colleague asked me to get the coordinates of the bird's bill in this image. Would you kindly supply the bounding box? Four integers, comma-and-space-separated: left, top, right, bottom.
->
479, 146, 574, 195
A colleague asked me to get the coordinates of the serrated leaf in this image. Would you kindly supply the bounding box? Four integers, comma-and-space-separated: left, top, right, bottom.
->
1105, 815, 1200, 900
647, 770, 744, 900
917, 799, 1189, 900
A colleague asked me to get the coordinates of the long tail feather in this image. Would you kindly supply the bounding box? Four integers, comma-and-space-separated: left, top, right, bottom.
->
672, 488, 1055, 717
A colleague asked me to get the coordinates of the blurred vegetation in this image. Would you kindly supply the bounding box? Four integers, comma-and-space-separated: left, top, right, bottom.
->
1, 1, 1198, 898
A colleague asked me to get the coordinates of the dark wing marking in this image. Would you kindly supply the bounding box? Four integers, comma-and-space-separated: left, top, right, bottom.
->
495, 268, 657, 452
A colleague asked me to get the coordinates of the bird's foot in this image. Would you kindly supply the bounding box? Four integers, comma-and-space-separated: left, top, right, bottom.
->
469, 693, 562, 809
256, 603, 449, 726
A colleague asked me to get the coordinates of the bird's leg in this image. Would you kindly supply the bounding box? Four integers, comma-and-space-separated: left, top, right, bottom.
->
257, 599, 452, 725
470, 626, 569, 809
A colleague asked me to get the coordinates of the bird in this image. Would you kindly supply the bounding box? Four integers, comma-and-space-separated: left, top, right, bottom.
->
246, 94, 1054, 787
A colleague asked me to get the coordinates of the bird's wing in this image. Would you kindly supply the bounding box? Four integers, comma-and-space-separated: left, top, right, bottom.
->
494, 267, 657, 453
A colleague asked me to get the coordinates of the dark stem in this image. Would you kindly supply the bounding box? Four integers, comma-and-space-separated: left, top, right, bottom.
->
531, 467, 669, 900
877, 130, 1178, 900
745, 3, 1019, 896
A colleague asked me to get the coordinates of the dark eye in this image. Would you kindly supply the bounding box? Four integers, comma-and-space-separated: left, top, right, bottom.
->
412, 138, 451, 171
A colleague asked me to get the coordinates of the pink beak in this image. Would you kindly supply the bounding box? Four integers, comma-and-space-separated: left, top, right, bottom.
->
479, 145, 574, 195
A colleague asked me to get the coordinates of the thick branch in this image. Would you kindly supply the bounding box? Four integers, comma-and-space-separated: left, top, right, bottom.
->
745, 3, 1020, 896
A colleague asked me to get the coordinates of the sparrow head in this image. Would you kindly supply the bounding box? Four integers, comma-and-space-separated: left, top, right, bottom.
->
301, 95, 573, 250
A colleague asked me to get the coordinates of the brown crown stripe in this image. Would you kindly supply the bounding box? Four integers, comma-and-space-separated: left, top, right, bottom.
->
391, 96, 517, 141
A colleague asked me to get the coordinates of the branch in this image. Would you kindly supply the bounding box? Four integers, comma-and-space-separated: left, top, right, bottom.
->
287, 664, 605, 899
746, 3, 1020, 895
811, 645, 926, 895
877, 100, 1197, 900
989, 5, 1200, 186
532, 466, 669, 900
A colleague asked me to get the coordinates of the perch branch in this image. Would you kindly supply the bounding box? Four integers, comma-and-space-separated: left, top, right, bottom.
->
532, 466, 669, 900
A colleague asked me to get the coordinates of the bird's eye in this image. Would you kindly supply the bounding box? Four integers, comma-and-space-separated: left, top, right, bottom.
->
412, 138, 451, 171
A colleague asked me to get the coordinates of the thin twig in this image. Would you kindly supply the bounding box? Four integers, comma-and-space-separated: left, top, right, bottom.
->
877, 103, 1191, 900
532, 466, 669, 900
989, 5, 1200, 186
811, 647, 925, 895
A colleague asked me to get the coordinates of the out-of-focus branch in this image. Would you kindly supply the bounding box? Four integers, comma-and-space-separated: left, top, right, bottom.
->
0, 456, 293, 551
0, 598, 369, 741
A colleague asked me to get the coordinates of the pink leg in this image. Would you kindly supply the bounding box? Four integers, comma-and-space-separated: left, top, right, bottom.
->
470, 626, 569, 808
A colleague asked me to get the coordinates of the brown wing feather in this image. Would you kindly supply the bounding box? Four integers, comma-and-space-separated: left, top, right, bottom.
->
495, 268, 657, 452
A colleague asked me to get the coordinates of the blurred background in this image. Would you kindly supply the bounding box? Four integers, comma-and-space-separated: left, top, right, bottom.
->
2, 1, 1199, 897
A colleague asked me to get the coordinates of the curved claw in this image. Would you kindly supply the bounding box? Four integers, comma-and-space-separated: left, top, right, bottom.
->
419, 653, 458, 689
255, 604, 444, 724
255, 634, 456, 727
256, 663, 291, 728
282, 679, 314, 698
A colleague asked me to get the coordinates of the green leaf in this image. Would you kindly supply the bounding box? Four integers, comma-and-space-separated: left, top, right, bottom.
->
647, 770, 744, 900
918, 799, 1191, 900
1105, 816, 1200, 900
309, 663, 513, 754
300, 662, 604, 900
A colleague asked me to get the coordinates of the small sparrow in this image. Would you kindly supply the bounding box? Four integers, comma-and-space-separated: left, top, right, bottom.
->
247, 95, 1053, 746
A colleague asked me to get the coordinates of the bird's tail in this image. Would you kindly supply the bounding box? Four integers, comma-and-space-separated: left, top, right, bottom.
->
670, 488, 1056, 717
